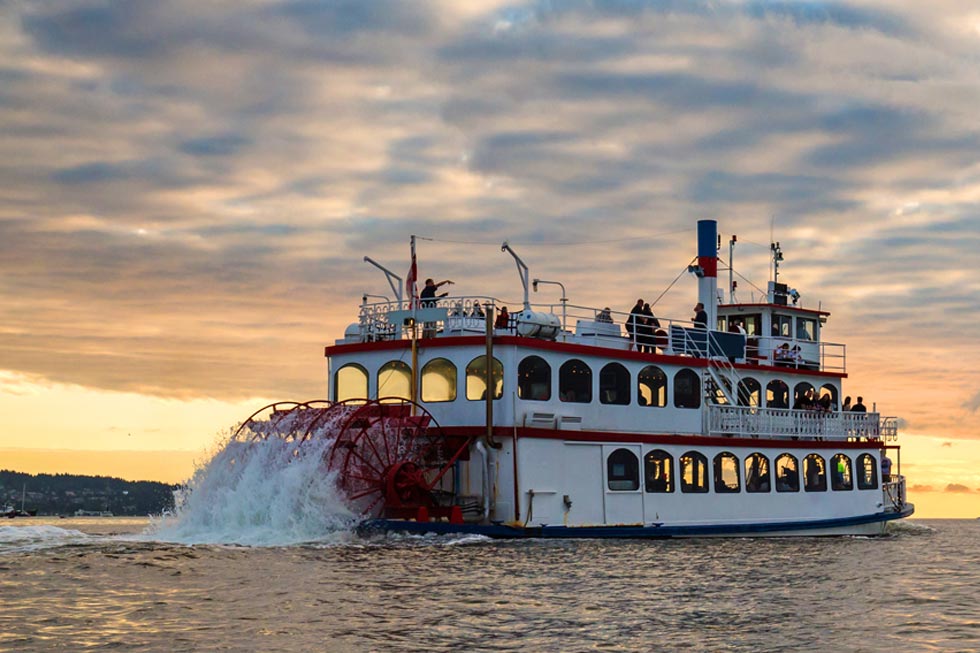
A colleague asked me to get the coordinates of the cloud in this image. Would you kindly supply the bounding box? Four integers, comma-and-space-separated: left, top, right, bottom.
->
945, 483, 972, 493
909, 484, 934, 492
965, 392, 980, 413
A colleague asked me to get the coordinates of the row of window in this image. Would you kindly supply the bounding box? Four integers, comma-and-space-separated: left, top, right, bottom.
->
334, 355, 838, 410
607, 450, 879, 494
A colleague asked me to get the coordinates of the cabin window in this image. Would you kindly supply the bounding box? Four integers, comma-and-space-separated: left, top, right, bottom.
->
745, 453, 771, 493
334, 363, 368, 403
680, 451, 709, 493
559, 359, 592, 403
607, 449, 639, 491
518, 356, 551, 401
674, 369, 701, 409
644, 450, 673, 493
775, 454, 799, 492
793, 382, 815, 409
820, 384, 838, 410
466, 355, 503, 401
831, 454, 853, 491
772, 314, 792, 337
742, 314, 762, 336
713, 452, 740, 493
767, 380, 789, 409
599, 363, 630, 405
857, 454, 878, 490
796, 317, 817, 341
637, 365, 667, 407
804, 454, 827, 492
377, 360, 412, 402
421, 358, 457, 403
737, 377, 761, 407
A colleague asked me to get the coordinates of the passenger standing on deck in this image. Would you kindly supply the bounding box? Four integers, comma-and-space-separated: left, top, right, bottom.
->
881, 454, 893, 483
842, 396, 852, 411
851, 396, 867, 412
692, 302, 708, 329
640, 303, 660, 353
420, 278, 453, 307
494, 306, 510, 329
626, 299, 644, 350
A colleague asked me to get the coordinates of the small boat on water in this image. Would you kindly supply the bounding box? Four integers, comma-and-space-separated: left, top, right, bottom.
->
240, 220, 912, 537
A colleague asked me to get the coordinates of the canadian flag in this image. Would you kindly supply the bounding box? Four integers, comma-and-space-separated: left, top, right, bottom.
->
406, 236, 418, 307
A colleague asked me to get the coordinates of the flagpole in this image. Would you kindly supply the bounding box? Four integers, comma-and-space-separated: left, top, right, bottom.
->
409, 235, 418, 412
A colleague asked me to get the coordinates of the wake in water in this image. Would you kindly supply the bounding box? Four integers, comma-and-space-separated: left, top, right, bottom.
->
148, 407, 361, 547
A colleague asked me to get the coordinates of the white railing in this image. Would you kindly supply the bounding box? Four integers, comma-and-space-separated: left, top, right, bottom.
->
706, 405, 888, 440
883, 475, 907, 512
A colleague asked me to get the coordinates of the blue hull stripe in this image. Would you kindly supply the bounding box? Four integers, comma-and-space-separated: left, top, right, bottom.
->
358, 507, 914, 539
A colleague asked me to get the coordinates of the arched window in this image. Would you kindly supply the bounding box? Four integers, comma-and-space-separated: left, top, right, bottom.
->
857, 453, 878, 490
334, 363, 368, 402
745, 453, 771, 493
831, 454, 853, 491
559, 359, 592, 403
517, 356, 550, 401
820, 384, 839, 410
644, 449, 673, 493
607, 449, 639, 491
466, 356, 503, 401
713, 452, 740, 493
804, 454, 827, 492
421, 358, 457, 403
767, 380, 789, 409
599, 363, 630, 405
794, 382, 815, 409
680, 451, 708, 493
775, 454, 800, 492
377, 360, 412, 402
637, 365, 667, 407
737, 377, 761, 407
674, 369, 701, 409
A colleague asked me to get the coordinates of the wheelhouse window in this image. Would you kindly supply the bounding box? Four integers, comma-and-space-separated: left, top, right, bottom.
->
644, 450, 673, 493
517, 356, 550, 401
767, 380, 789, 409
857, 454, 878, 490
796, 316, 817, 341
804, 454, 827, 492
831, 454, 853, 491
637, 365, 667, 407
745, 453, 771, 492
674, 369, 701, 409
680, 451, 708, 493
775, 454, 799, 492
714, 452, 740, 493
377, 360, 412, 402
334, 363, 368, 403
607, 449, 639, 491
737, 377, 761, 407
420, 358, 456, 403
466, 355, 503, 401
742, 314, 762, 336
559, 359, 592, 403
599, 363, 630, 405
772, 314, 792, 337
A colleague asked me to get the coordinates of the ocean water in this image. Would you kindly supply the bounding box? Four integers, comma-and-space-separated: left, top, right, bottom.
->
1, 518, 977, 652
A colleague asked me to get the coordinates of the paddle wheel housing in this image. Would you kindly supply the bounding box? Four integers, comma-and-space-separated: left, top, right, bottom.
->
234, 399, 472, 522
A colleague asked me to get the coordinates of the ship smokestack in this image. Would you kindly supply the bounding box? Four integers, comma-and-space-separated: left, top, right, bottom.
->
697, 219, 718, 329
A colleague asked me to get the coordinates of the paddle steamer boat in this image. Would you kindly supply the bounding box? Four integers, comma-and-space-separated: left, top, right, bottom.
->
248, 220, 912, 537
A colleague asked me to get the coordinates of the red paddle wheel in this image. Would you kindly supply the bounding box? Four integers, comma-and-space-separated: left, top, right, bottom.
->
233, 398, 471, 522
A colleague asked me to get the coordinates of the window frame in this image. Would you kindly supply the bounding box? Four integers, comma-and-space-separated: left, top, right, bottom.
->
607, 448, 640, 491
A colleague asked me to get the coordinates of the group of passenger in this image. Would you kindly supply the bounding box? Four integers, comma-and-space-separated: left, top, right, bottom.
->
625, 299, 663, 353
793, 390, 868, 413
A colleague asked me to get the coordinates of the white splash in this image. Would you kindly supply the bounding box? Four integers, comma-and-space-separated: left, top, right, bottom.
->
148, 417, 359, 547
0, 524, 91, 554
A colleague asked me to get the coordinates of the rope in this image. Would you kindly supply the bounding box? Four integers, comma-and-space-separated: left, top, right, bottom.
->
416, 229, 690, 247
649, 257, 697, 308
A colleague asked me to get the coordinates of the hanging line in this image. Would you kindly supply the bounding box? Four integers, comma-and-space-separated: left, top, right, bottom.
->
415, 229, 690, 247
649, 257, 697, 309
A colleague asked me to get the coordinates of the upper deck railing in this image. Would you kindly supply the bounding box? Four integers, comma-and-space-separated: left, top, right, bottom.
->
706, 405, 898, 441
353, 297, 847, 373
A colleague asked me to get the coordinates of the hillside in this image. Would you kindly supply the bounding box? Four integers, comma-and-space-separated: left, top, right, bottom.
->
0, 470, 178, 516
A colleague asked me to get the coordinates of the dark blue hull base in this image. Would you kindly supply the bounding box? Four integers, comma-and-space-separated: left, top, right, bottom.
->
357, 506, 914, 539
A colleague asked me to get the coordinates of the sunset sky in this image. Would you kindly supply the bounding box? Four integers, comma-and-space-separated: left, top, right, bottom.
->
1, 1, 978, 517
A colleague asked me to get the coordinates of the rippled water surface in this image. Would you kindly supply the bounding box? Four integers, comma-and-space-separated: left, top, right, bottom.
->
1, 518, 977, 652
